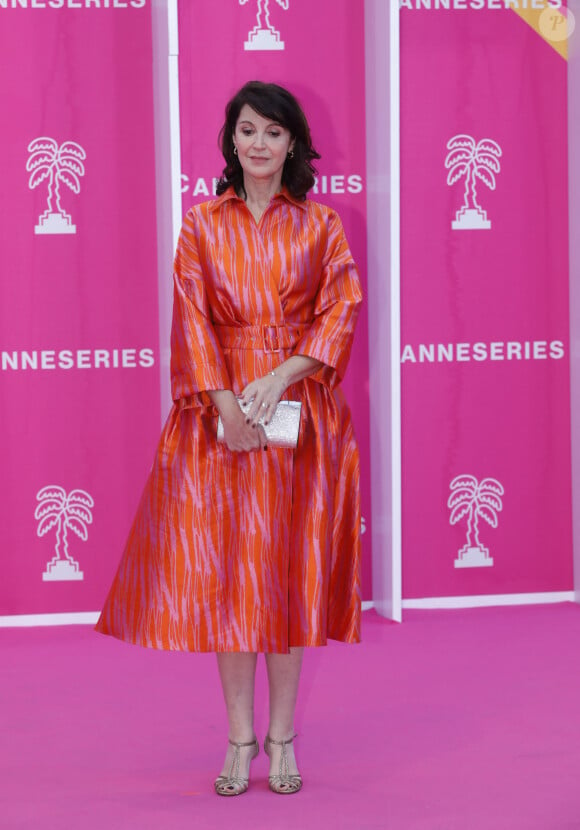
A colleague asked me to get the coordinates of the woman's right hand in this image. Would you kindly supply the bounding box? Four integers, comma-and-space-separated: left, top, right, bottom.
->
221, 407, 267, 452
208, 390, 267, 452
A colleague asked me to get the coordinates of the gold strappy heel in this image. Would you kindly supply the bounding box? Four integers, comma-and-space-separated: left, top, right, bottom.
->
264, 734, 302, 794
214, 737, 259, 796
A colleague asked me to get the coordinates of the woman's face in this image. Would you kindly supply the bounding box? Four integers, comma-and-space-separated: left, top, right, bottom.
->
233, 104, 295, 188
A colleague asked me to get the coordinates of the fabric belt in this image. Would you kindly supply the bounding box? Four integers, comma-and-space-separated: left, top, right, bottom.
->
214, 323, 304, 353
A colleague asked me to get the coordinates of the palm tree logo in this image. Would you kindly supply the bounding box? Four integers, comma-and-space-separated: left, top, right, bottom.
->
240, 0, 289, 50
445, 134, 502, 230
27, 137, 86, 235
448, 475, 504, 568
35, 485, 94, 581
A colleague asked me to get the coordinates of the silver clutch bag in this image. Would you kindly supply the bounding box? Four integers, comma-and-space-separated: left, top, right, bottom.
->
217, 399, 302, 449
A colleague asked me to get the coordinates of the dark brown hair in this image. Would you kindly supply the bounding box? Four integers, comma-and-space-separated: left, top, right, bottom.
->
216, 81, 320, 200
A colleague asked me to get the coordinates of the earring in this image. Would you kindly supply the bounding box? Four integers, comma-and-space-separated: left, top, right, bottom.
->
233, 146, 238, 156
287, 149, 294, 159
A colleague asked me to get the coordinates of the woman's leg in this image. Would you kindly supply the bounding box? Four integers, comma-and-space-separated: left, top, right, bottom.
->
264, 647, 304, 777
216, 653, 259, 779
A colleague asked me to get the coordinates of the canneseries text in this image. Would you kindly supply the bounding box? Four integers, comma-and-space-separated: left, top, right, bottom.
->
401, 340, 565, 364
400, 0, 564, 9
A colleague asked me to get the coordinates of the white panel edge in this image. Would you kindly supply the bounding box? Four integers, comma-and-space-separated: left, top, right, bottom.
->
151, 0, 183, 422
168, 51, 183, 251
168, 0, 179, 55
0, 607, 377, 628
402, 592, 575, 610
389, 0, 402, 623
0, 612, 100, 628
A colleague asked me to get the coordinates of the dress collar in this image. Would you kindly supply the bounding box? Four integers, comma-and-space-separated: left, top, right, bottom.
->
208, 185, 308, 212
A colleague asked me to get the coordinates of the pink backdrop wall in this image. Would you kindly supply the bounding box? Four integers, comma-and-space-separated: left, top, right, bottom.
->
0, 5, 160, 615
570, 15, 580, 593
177, 0, 371, 595
400, 8, 573, 599
3, 4, 572, 617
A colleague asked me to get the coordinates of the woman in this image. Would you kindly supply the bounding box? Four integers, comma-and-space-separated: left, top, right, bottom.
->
96, 81, 362, 796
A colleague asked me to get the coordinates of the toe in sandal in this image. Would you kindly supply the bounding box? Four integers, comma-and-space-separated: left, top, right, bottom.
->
214, 737, 259, 796
264, 734, 302, 795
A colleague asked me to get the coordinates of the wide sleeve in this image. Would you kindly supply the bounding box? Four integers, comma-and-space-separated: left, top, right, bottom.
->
170, 208, 232, 407
293, 209, 362, 390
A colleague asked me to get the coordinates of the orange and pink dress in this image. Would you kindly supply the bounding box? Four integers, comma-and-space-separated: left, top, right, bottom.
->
96, 188, 362, 653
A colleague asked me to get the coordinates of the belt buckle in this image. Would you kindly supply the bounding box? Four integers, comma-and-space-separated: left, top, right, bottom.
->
263, 324, 281, 353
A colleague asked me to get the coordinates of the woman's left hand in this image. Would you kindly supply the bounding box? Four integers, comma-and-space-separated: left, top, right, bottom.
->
240, 371, 288, 428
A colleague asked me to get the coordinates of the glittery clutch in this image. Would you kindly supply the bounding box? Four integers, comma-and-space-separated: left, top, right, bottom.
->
217, 399, 302, 449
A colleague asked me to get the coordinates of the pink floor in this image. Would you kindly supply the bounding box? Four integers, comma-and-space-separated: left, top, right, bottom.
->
2, 604, 580, 830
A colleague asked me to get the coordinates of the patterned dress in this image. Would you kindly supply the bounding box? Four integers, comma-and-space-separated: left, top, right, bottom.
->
96, 188, 362, 653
